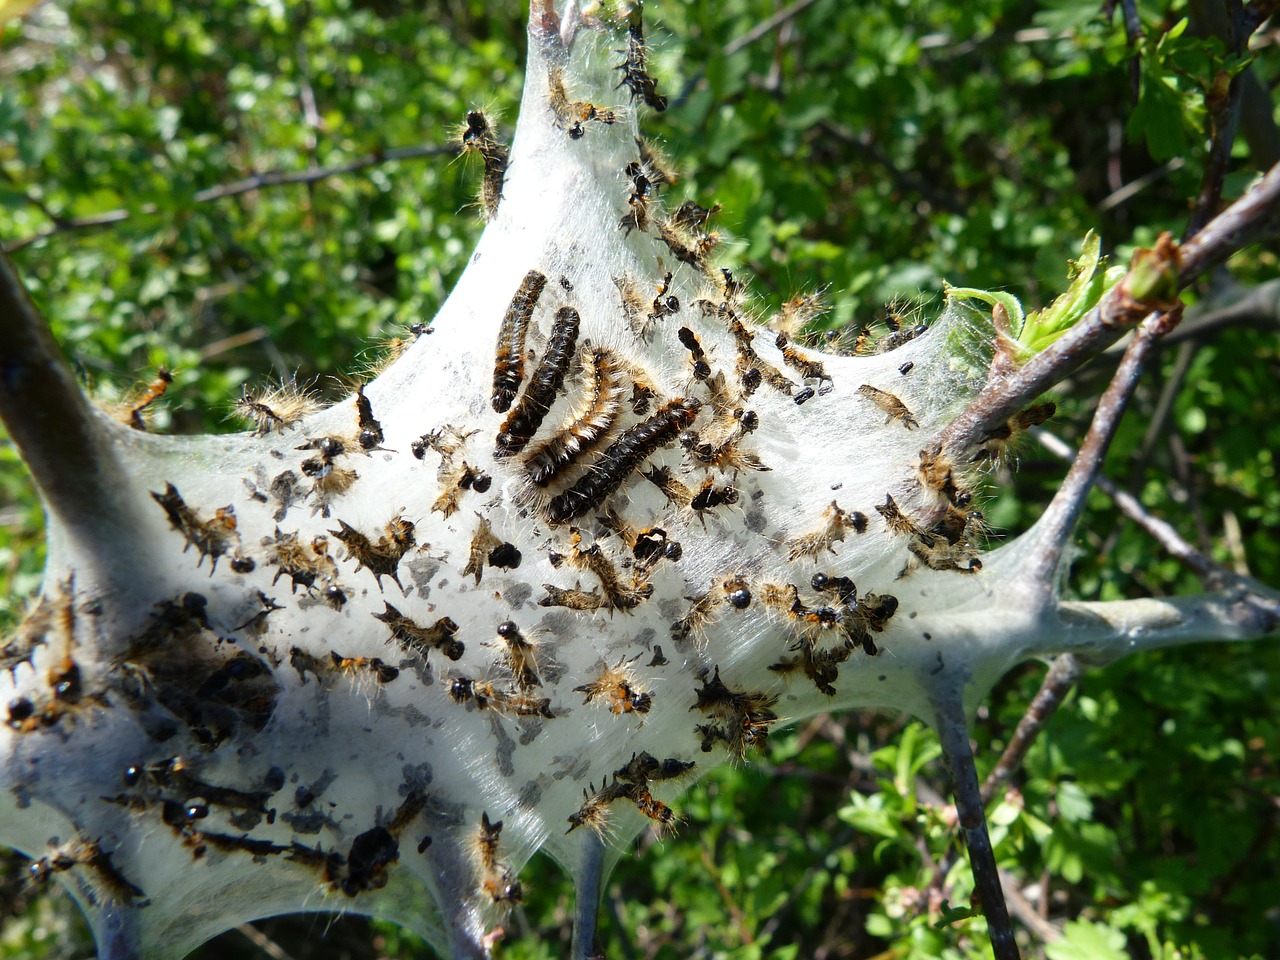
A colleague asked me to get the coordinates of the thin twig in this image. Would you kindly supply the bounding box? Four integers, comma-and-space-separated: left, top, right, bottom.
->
1018, 310, 1176, 592
1133, 339, 1196, 478
818, 119, 967, 215
1097, 157, 1185, 211
1035, 430, 1279, 624
1180, 161, 1280, 277
1183, 0, 1249, 240
1168, 431, 1217, 557
607, 888, 638, 960
700, 845, 756, 946
980, 656, 1083, 807
0, 164, 66, 227
199, 326, 271, 361
723, 0, 823, 56
3, 143, 454, 253
998, 868, 1062, 945
930, 689, 1022, 960
1221, 509, 1251, 576
928, 656, 1082, 928
757, 824, 860, 943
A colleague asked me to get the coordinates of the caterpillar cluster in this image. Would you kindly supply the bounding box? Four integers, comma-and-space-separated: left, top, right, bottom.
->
488, 272, 713, 529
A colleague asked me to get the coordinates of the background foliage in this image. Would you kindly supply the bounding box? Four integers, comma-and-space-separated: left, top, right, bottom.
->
1, 0, 1278, 957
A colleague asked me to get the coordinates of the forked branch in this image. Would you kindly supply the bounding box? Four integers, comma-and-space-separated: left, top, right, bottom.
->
1016, 309, 1178, 595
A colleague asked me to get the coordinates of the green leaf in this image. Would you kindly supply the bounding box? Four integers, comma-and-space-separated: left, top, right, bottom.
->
1045, 920, 1128, 960
1055, 781, 1094, 823
1018, 231, 1125, 352
837, 793, 903, 840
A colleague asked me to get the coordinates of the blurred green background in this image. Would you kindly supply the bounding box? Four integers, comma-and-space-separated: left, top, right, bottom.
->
1, 1, 1278, 957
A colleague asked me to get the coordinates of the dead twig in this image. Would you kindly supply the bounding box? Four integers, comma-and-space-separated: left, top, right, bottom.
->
998, 868, 1062, 945
723, 0, 823, 56
236, 923, 299, 960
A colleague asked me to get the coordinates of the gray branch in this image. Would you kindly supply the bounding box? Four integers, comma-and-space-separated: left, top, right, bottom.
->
1047, 589, 1280, 665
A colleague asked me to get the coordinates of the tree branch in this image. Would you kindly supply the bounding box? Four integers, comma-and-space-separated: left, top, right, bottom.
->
1180, 161, 1280, 278
236, 923, 299, 960
3, 143, 454, 253
818, 119, 968, 215
1060, 277, 1280, 395
0, 252, 140, 561
998, 868, 1062, 945
980, 656, 1083, 807
1118, 0, 1142, 104
1049, 589, 1280, 664
1097, 157, 1185, 212
930, 688, 1021, 960
96, 906, 142, 960
1187, 0, 1280, 167
570, 835, 607, 960
1136, 276, 1280, 344
1131, 339, 1195, 482
1016, 310, 1176, 594
1183, 0, 1249, 241
1034, 429, 1279, 614
723, 0, 823, 56
938, 160, 1280, 462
